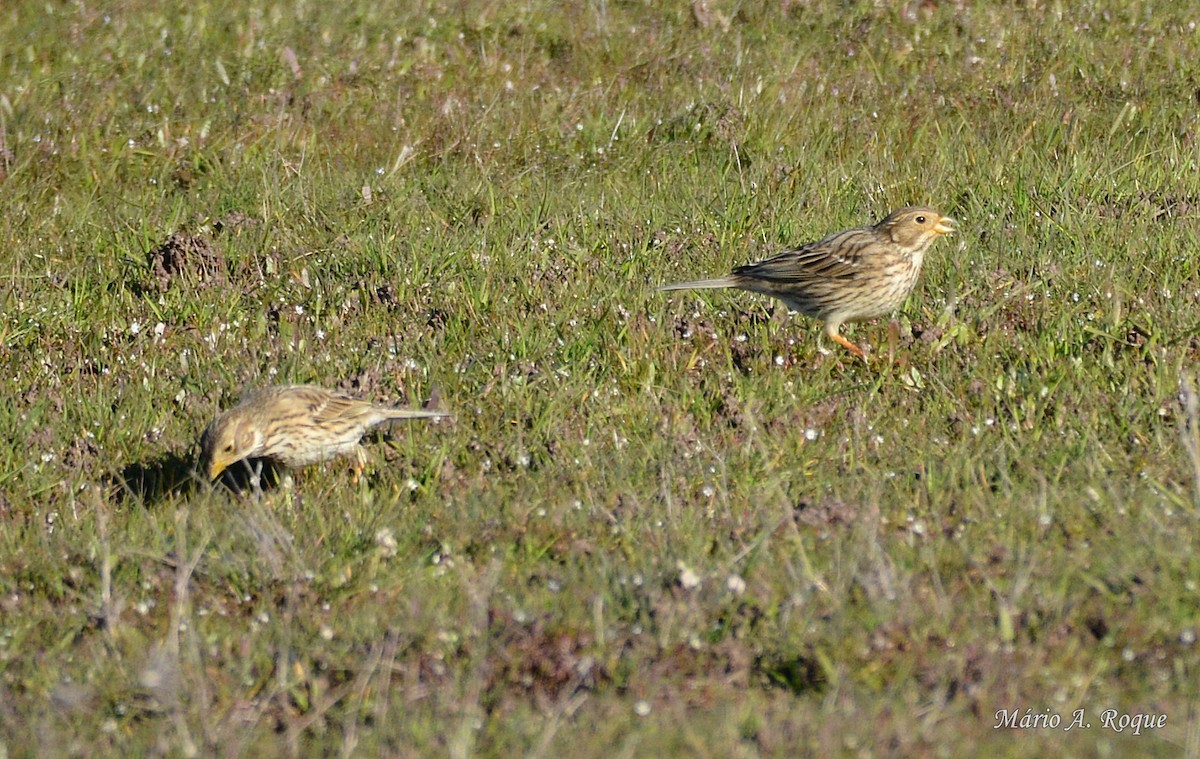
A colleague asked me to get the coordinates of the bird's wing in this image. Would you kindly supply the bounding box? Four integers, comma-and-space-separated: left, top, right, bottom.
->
312, 387, 445, 424
733, 228, 876, 284
272, 385, 443, 427
263, 385, 361, 422
313, 390, 376, 424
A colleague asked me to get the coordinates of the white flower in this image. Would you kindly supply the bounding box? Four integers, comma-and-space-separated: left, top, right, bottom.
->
677, 562, 701, 590
374, 528, 398, 557
726, 574, 746, 595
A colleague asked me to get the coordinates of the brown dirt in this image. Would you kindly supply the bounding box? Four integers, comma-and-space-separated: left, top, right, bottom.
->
146, 230, 225, 291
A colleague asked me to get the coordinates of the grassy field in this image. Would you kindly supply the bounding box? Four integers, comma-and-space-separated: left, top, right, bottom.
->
3, 0, 1200, 755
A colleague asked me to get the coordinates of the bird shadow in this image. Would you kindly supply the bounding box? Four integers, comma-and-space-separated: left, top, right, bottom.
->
106, 451, 201, 505
108, 451, 287, 504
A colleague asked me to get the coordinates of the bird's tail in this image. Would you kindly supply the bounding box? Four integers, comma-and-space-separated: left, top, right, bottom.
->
659, 276, 737, 292
380, 408, 450, 421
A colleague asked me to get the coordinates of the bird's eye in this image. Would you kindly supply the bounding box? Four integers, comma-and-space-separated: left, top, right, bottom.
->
223, 444, 234, 452
915, 215, 926, 224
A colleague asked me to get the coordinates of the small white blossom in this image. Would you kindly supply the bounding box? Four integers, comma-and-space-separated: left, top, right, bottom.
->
374, 528, 398, 557
677, 562, 701, 590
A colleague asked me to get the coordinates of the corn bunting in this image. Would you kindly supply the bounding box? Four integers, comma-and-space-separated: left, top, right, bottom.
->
661, 206, 955, 358
199, 384, 447, 483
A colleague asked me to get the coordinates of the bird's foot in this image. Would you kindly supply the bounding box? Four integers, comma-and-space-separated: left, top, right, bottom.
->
830, 332, 869, 363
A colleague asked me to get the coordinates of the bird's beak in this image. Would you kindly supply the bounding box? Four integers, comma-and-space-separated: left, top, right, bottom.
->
207, 456, 230, 480
934, 217, 956, 236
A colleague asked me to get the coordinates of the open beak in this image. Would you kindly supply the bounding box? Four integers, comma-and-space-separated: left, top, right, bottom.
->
934, 216, 956, 236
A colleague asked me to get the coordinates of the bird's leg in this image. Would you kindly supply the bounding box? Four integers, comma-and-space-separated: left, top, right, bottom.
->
827, 329, 867, 360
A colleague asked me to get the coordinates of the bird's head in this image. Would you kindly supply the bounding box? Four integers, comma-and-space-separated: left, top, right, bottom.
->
199, 411, 264, 480
877, 207, 956, 251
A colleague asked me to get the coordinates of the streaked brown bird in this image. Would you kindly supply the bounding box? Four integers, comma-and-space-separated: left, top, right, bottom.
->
661, 206, 956, 358
199, 384, 448, 482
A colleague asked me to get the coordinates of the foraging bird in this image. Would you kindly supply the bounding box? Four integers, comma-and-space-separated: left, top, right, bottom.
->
661, 206, 956, 358
199, 384, 447, 482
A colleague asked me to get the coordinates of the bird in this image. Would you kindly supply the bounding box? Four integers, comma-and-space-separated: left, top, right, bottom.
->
660, 206, 956, 358
198, 384, 448, 485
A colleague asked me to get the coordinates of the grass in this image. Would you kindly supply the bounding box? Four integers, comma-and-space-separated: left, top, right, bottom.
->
3, 0, 1200, 755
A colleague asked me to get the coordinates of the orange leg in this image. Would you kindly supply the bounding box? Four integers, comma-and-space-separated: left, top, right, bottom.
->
828, 330, 866, 359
